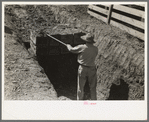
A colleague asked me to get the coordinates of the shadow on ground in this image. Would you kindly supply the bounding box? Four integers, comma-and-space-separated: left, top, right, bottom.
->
107, 79, 129, 100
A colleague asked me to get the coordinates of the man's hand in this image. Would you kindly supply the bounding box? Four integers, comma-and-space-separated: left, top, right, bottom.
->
67, 44, 72, 51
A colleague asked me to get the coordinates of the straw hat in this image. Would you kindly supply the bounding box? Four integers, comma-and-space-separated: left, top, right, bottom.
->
81, 33, 95, 43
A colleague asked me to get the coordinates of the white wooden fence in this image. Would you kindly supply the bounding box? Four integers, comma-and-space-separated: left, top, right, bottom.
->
88, 4, 145, 40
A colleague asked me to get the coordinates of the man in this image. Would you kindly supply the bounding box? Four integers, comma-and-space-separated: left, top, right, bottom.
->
67, 33, 98, 100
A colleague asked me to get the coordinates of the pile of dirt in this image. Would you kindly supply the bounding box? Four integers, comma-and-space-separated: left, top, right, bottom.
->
5, 5, 58, 43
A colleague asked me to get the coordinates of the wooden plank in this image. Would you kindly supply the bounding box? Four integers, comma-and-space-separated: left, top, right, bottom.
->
88, 5, 109, 15
107, 5, 113, 24
30, 41, 36, 55
110, 20, 144, 40
137, 4, 145, 7
111, 12, 144, 29
102, 4, 111, 7
87, 10, 107, 23
30, 43, 36, 52
93, 4, 111, 8
113, 5, 145, 18
30, 31, 36, 44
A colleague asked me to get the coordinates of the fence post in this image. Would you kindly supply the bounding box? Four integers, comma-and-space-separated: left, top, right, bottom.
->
107, 5, 113, 24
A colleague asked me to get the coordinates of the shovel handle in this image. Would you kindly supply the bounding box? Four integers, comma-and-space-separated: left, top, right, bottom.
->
47, 34, 67, 47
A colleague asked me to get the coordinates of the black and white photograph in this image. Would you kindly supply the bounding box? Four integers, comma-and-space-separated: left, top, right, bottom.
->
2, 1, 147, 120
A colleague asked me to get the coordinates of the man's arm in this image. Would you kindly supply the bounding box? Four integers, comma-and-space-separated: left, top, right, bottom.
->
67, 44, 84, 54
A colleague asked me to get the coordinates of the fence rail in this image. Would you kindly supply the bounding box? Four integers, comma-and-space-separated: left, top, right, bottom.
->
88, 4, 145, 41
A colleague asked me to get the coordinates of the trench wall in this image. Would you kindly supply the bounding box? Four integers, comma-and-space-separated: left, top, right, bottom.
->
48, 5, 144, 100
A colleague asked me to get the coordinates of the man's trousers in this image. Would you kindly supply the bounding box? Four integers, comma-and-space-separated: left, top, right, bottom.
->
77, 65, 97, 100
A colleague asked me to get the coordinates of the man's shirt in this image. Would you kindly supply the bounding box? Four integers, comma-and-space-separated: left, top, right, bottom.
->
68, 43, 98, 66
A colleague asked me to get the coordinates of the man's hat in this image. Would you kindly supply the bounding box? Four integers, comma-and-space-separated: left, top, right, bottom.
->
81, 33, 95, 43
